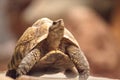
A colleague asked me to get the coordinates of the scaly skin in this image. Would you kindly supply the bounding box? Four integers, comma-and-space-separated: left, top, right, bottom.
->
67, 45, 90, 80
16, 49, 40, 77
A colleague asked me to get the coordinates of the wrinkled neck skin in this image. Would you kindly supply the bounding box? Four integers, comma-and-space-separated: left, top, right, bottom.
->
46, 31, 64, 51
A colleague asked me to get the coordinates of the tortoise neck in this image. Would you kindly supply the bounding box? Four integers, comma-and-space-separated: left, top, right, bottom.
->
46, 34, 62, 51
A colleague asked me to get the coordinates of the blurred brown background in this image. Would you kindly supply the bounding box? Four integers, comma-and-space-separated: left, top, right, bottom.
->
0, 0, 120, 79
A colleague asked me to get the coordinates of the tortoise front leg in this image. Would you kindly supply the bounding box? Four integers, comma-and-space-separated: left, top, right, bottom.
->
67, 45, 90, 80
16, 48, 40, 78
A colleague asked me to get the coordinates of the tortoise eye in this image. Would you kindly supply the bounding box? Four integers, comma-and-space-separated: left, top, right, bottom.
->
53, 21, 57, 25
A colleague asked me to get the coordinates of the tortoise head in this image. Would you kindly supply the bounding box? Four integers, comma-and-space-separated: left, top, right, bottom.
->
47, 19, 64, 50
48, 19, 64, 40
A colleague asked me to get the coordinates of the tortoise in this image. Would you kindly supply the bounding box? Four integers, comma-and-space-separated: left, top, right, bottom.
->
6, 18, 89, 80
